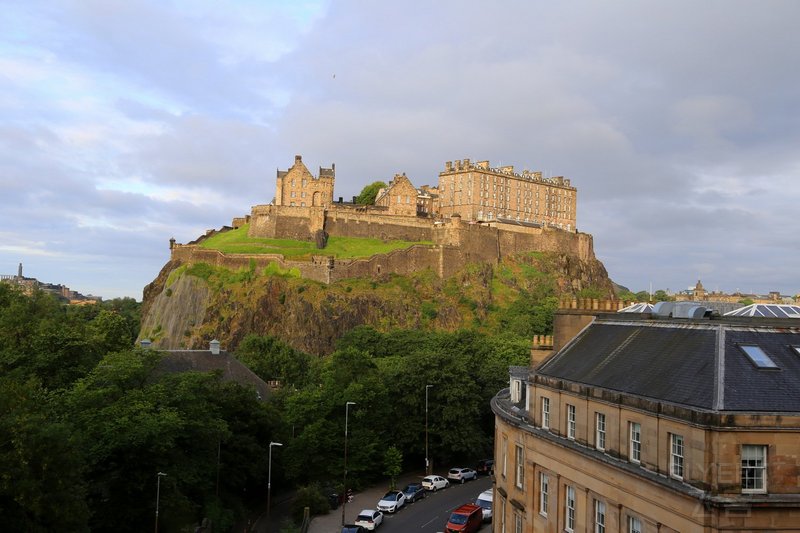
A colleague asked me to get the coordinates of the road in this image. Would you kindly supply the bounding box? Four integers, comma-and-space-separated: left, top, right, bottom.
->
376, 476, 492, 533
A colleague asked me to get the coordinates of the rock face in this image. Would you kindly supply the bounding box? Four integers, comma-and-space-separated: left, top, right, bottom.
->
139, 252, 615, 355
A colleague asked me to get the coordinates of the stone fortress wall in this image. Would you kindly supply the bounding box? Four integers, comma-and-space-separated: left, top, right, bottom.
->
169, 154, 597, 283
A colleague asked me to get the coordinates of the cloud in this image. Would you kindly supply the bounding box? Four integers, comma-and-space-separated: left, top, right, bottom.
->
2, 0, 799, 299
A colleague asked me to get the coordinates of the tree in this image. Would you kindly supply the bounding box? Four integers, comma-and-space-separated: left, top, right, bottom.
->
355, 181, 387, 205
383, 446, 403, 490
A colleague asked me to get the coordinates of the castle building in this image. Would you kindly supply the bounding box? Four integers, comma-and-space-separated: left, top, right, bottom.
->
374, 173, 419, 216
275, 155, 334, 207
492, 302, 800, 532
437, 159, 577, 230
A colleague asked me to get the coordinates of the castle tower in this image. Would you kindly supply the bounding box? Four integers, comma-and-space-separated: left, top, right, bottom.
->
275, 155, 335, 208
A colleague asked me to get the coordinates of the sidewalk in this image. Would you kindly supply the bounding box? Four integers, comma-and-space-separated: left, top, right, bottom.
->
308, 471, 427, 533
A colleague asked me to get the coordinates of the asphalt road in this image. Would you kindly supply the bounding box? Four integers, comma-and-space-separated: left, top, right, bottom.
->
377, 476, 492, 533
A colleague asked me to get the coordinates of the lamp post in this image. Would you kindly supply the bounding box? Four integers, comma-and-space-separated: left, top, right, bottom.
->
341, 401, 356, 526
154, 472, 167, 533
267, 441, 283, 529
425, 384, 433, 475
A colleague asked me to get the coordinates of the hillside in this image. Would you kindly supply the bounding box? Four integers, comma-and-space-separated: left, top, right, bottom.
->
139, 250, 614, 355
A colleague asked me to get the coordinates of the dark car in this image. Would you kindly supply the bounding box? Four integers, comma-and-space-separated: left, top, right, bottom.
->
341, 526, 366, 533
402, 482, 427, 503
476, 459, 494, 476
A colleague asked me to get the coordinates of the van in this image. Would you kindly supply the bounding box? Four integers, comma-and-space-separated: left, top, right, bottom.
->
445, 503, 483, 533
475, 488, 493, 521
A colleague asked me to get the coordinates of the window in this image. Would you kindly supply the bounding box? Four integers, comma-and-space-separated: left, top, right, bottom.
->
740, 345, 779, 369
595, 413, 606, 451
594, 500, 606, 533
628, 516, 642, 533
539, 472, 549, 517
567, 404, 576, 440
511, 379, 522, 403
515, 445, 524, 489
541, 397, 550, 429
500, 495, 507, 533
502, 436, 508, 478
565, 485, 575, 532
514, 512, 523, 533
629, 422, 641, 464
741, 445, 767, 493
670, 434, 684, 479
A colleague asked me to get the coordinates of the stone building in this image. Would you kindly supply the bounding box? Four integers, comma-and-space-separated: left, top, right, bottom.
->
374, 173, 419, 216
492, 302, 800, 532
437, 159, 577, 230
275, 155, 334, 207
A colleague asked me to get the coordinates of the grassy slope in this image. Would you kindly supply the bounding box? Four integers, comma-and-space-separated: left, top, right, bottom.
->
199, 225, 433, 259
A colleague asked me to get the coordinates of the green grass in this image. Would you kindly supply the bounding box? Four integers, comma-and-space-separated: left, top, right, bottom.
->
199, 225, 432, 259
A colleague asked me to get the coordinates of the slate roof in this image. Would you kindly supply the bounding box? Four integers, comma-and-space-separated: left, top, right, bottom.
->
159, 349, 271, 400
537, 316, 800, 412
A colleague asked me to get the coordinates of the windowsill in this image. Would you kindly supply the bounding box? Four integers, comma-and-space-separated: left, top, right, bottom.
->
741, 489, 767, 495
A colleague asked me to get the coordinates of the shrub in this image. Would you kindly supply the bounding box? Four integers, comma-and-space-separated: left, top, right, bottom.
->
291, 484, 330, 523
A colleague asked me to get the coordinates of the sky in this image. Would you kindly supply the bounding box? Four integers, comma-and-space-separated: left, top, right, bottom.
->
2, 0, 799, 300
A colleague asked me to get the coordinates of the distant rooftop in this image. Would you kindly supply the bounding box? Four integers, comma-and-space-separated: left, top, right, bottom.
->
724, 303, 800, 318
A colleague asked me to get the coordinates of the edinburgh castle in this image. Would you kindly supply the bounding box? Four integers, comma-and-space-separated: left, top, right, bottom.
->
169, 155, 597, 285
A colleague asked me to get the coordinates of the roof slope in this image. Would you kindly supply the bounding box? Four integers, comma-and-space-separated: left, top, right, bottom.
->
537, 318, 800, 412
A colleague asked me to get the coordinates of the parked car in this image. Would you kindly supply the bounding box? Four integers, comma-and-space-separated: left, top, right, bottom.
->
354, 509, 383, 531
402, 483, 426, 503
475, 488, 493, 521
476, 458, 494, 476
341, 526, 365, 533
421, 475, 450, 491
376, 490, 406, 513
445, 503, 483, 533
447, 467, 478, 483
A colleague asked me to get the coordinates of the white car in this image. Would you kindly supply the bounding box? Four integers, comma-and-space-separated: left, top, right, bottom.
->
377, 490, 406, 513
448, 467, 478, 483
421, 475, 450, 491
354, 509, 384, 530
476, 488, 493, 521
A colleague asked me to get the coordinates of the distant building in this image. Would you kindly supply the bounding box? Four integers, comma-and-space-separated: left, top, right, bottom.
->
675, 279, 794, 305
0, 263, 99, 303
492, 301, 800, 532
437, 158, 577, 230
275, 154, 334, 207
374, 173, 419, 216
153, 339, 271, 401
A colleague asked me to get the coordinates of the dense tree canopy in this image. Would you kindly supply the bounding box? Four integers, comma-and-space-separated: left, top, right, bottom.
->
0, 285, 279, 532
0, 274, 553, 530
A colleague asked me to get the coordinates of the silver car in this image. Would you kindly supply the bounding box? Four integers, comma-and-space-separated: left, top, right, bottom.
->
421, 475, 450, 491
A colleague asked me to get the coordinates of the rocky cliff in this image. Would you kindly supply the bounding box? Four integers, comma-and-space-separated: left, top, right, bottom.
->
139, 252, 614, 356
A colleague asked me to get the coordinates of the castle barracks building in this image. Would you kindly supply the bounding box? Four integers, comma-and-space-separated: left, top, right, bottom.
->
492, 302, 800, 532
437, 159, 577, 230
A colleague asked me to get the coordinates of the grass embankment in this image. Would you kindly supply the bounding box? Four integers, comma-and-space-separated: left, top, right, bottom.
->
199, 224, 433, 259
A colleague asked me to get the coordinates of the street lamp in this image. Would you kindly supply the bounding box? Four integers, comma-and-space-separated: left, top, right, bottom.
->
267, 441, 283, 528
154, 472, 167, 533
425, 384, 433, 475
341, 401, 356, 526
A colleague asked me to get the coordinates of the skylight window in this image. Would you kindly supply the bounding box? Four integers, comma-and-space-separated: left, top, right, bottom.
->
740, 345, 779, 369
792, 346, 800, 357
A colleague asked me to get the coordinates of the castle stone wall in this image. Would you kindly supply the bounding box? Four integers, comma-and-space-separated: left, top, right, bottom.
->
182, 202, 597, 284
323, 208, 433, 242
